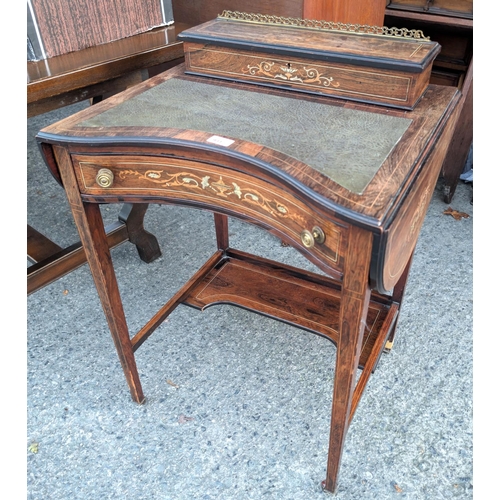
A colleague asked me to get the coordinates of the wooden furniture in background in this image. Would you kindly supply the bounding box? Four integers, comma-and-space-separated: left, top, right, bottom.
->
385, 1, 473, 202
27, 23, 187, 118
385, 0, 472, 20
28, 0, 168, 59
27, 2, 188, 294
171, 0, 304, 27
171, 0, 387, 26
37, 61, 459, 492
303, 0, 387, 25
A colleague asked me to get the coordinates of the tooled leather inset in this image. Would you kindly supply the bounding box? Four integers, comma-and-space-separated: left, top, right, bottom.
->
79, 78, 413, 195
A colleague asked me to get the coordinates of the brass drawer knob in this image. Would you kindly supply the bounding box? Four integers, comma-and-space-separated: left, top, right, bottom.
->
96, 168, 114, 188
312, 226, 325, 244
300, 226, 325, 248
300, 230, 314, 248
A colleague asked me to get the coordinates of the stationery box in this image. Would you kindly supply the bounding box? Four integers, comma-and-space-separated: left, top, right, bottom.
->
178, 11, 441, 110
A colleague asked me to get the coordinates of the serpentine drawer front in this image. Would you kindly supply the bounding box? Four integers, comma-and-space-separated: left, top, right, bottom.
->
37, 61, 459, 493
73, 154, 348, 277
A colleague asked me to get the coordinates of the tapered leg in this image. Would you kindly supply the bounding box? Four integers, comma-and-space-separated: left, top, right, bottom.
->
214, 212, 229, 250
323, 226, 373, 493
53, 146, 145, 403
384, 249, 414, 350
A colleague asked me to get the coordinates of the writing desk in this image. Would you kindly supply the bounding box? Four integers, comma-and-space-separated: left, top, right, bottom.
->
37, 64, 459, 492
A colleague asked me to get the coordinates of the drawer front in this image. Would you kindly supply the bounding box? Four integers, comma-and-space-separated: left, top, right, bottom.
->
184, 43, 426, 109
73, 154, 349, 276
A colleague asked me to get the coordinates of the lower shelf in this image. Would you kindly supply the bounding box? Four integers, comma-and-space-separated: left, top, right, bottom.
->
183, 248, 398, 369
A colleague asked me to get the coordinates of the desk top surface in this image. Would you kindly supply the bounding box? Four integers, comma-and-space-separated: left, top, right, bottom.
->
38, 64, 458, 227
78, 76, 412, 194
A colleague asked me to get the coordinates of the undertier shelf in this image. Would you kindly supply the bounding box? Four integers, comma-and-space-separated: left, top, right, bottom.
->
182, 248, 398, 369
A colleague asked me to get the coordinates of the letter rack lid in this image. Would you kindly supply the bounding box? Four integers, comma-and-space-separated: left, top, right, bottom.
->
178, 11, 441, 109
178, 11, 440, 72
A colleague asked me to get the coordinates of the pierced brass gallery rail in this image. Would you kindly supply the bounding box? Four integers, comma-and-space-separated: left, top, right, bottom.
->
218, 10, 430, 41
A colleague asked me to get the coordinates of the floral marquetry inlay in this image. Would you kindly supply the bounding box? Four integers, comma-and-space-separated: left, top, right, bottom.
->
244, 61, 340, 88
116, 168, 307, 226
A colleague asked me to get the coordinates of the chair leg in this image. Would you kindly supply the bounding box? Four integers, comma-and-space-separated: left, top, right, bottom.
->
118, 203, 161, 263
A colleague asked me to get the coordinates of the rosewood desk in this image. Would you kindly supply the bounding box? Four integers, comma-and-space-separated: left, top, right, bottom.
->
37, 64, 459, 493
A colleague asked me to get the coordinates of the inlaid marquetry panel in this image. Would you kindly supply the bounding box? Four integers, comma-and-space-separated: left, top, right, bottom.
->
186, 44, 418, 105
179, 14, 440, 109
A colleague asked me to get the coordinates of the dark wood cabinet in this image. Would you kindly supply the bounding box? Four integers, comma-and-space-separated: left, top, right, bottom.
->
386, 0, 472, 19
385, 2, 473, 203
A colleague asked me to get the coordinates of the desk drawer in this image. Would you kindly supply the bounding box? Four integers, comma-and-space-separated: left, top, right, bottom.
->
73, 154, 349, 276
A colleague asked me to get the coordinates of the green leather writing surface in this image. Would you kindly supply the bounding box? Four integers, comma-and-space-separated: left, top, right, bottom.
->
81, 78, 412, 194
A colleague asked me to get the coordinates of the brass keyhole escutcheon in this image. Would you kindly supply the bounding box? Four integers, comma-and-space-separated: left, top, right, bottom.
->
300, 226, 325, 248
96, 168, 114, 188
